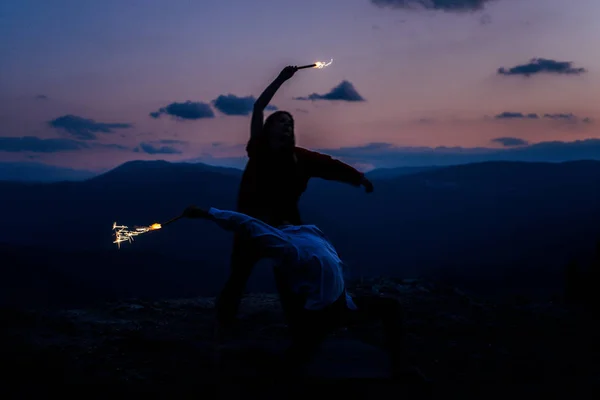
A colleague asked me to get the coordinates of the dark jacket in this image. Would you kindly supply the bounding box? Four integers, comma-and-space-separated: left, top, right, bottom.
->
237, 146, 364, 225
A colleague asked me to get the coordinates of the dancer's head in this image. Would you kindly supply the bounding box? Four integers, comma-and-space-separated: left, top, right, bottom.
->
263, 111, 295, 152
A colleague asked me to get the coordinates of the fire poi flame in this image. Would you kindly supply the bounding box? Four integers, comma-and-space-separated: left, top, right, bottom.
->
314, 58, 333, 69
112, 221, 161, 249
298, 58, 334, 70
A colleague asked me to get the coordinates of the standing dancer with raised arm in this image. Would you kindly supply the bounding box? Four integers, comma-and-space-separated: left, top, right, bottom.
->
215, 66, 374, 331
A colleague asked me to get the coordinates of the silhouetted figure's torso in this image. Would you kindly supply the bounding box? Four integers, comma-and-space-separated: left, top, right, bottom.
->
238, 146, 362, 225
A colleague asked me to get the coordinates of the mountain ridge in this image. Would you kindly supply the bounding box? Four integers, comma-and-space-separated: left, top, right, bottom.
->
2, 159, 600, 307
7, 157, 600, 183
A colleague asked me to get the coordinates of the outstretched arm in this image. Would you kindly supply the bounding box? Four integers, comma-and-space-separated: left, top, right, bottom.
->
250, 66, 298, 140
182, 206, 292, 257
300, 148, 374, 193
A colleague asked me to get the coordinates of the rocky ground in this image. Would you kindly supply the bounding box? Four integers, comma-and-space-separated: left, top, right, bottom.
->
2, 278, 599, 396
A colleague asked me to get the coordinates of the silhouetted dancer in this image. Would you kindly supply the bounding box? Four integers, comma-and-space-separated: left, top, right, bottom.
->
182, 205, 424, 380
217, 65, 374, 330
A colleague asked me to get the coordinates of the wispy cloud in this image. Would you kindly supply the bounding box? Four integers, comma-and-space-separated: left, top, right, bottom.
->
150, 101, 215, 120
497, 58, 587, 77
494, 112, 539, 120
493, 112, 591, 123
134, 139, 188, 155
491, 137, 529, 147
0, 136, 128, 153
543, 113, 592, 123
294, 80, 365, 102
212, 94, 277, 116
369, 0, 497, 13
48, 115, 133, 140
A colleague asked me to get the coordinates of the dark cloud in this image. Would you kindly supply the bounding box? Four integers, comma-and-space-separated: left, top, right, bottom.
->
495, 112, 539, 120
294, 80, 366, 102
317, 139, 600, 168
208, 142, 245, 150
135, 143, 181, 155
35, 95, 48, 100
493, 112, 592, 124
48, 115, 133, 140
543, 113, 592, 123
93, 143, 128, 151
0, 136, 128, 153
497, 58, 587, 77
156, 139, 188, 145
134, 139, 188, 155
491, 137, 529, 147
150, 101, 215, 120
211, 94, 277, 116
369, 0, 496, 12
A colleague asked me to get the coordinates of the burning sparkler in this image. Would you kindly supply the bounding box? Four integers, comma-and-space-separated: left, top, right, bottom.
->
112, 222, 161, 248
298, 58, 333, 70
112, 215, 182, 249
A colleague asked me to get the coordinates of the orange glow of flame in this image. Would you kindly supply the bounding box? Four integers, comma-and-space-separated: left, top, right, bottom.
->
150, 223, 161, 230
314, 58, 333, 69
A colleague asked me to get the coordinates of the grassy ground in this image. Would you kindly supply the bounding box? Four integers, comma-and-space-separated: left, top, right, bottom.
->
1, 278, 599, 396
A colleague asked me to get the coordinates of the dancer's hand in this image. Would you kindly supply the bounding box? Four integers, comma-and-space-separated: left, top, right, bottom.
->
277, 66, 298, 81
361, 177, 374, 193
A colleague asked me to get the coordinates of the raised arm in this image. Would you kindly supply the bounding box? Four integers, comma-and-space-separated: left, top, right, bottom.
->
182, 206, 293, 257
250, 66, 298, 140
299, 148, 374, 193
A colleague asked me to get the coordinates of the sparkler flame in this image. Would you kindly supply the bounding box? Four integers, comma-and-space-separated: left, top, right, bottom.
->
314, 58, 333, 69
112, 221, 161, 249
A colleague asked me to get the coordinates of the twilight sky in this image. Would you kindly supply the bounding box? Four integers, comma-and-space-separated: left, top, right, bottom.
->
1, 0, 599, 172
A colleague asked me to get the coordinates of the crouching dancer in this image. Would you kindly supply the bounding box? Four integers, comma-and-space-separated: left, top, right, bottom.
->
181, 205, 425, 380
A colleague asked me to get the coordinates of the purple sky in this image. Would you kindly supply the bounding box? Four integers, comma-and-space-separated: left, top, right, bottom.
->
1, 0, 599, 171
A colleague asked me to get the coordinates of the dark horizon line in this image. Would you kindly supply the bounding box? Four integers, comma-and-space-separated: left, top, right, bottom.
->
4, 158, 600, 185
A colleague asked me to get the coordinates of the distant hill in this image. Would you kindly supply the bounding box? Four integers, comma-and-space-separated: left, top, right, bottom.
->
0, 162, 98, 182
0, 158, 437, 184
2, 159, 600, 306
91, 160, 433, 183
366, 166, 440, 179
89, 160, 243, 184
